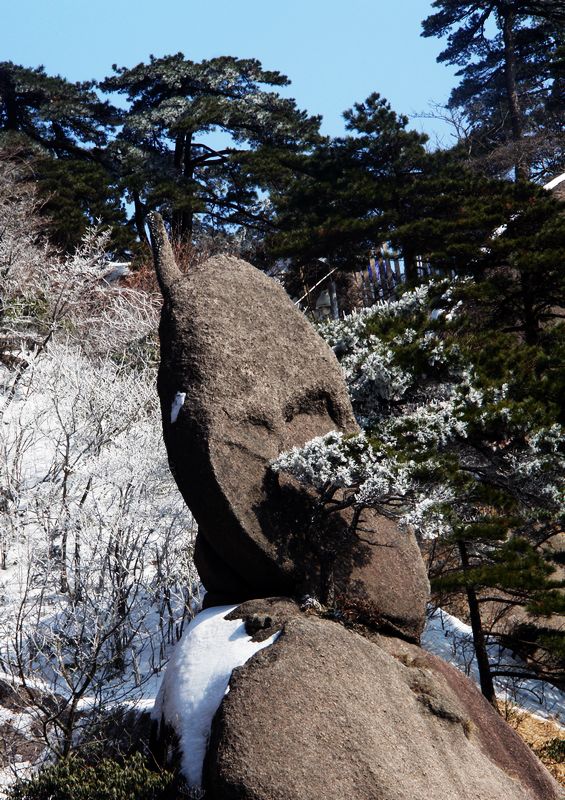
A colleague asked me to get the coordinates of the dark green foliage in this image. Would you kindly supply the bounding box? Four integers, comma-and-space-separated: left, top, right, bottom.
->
100, 52, 321, 242
475, 190, 565, 344
7, 753, 185, 800
399, 175, 565, 343
269, 93, 429, 280
34, 156, 133, 255
548, 42, 565, 115
425, 317, 564, 685
269, 85, 565, 332
314, 278, 564, 694
433, 537, 558, 597
421, 2, 565, 180
539, 737, 565, 763
0, 62, 116, 156
527, 594, 565, 618
0, 61, 127, 253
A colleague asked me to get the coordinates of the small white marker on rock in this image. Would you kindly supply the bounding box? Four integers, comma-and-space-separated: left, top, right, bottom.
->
171, 392, 186, 423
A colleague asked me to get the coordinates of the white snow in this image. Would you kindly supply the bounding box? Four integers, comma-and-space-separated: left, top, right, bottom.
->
0, 704, 35, 736
152, 604, 280, 788
0, 345, 198, 776
171, 392, 186, 423
481, 172, 565, 251
422, 607, 565, 725
543, 172, 565, 191
0, 761, 33, 797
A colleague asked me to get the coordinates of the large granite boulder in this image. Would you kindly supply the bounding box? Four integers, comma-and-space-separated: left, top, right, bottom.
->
204, 601, 562, 800
148, 214, 429, 640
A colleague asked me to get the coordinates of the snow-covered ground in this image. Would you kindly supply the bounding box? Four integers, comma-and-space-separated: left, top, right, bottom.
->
422, 607, 565, 725
0, 761, 34, 797
544, 172, 565, 192
0, 348, 198, 776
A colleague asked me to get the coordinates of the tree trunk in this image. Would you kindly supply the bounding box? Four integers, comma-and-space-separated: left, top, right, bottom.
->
171, 133, 186, 241
171, 131, 195, 242
59, 440, 71, 594
329, 280, 339, 320
500, 9, 528, 182
173, 133, 184, 172
402, 245, 418, 286
319, 553, 335, 606
458, 540, 497, 707
0, 73, 19, 131
132, 191, 148, 245
520, 270, 540, 345
181, 131, 194, 242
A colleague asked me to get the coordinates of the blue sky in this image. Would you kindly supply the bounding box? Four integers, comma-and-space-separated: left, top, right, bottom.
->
2, 0, 458, 145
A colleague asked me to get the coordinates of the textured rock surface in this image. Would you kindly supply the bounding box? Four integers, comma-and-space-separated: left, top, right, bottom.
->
149, 215, 429, 639
205, 604, 562, 800
225, 596, 302, 641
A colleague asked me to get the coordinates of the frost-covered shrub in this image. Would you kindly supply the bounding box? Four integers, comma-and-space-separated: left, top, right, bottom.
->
44, 227, 160, 358
273, 280, 564, 549
0, 342, 199, 755
0, 163, 198, 760
273, 279, 565, 694
0, 157, 159, 366
0, 157, 51, 357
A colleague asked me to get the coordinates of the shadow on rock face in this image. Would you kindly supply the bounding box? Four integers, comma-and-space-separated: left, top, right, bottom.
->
257, 471, 429, 640
256, 471, 373, 601
148, 214, 429, 640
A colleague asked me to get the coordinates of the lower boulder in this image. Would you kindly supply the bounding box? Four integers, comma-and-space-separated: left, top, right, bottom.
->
204, 602, 561, 800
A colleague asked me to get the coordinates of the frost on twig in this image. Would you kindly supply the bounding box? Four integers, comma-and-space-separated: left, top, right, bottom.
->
273, 281, 564, 542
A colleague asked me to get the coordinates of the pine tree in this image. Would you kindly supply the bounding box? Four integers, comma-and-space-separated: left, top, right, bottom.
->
421, 2, 565, 181
36, 156, 133, 254
270, 93, 429, 282
0, 61, 115, 156
269, 89, 564, 343
100, 53, 321, 243
0, 62, 130, 253
478, 185, 565, 344
395, 168, 565, 344
273, 281, 565, 701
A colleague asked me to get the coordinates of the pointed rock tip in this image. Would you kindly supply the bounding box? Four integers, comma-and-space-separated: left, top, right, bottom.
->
147, 212, 182, 297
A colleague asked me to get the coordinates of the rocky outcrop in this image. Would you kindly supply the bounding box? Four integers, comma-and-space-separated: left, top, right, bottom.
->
149, 219, 561, 799
204, 602, 562, 800
148, 214, 429, 639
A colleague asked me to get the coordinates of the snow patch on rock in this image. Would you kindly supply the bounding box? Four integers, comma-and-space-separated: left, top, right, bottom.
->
152, 605, 280, 787
170, 392, 186, 423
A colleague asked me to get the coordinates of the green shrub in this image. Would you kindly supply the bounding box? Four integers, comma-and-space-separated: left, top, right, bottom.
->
539, 737, 565, 764
8, 752, 187, 800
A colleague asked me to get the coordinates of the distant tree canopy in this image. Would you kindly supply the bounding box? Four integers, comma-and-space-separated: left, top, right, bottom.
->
0, 61, 114, 155
0, 27, 563, 272
0, 55, 321, 254
268, 93, 429, 280
100, 53, 322, 244
421, 1, 565, 181
0, 61, 129, 253
267, 80, 565, 343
